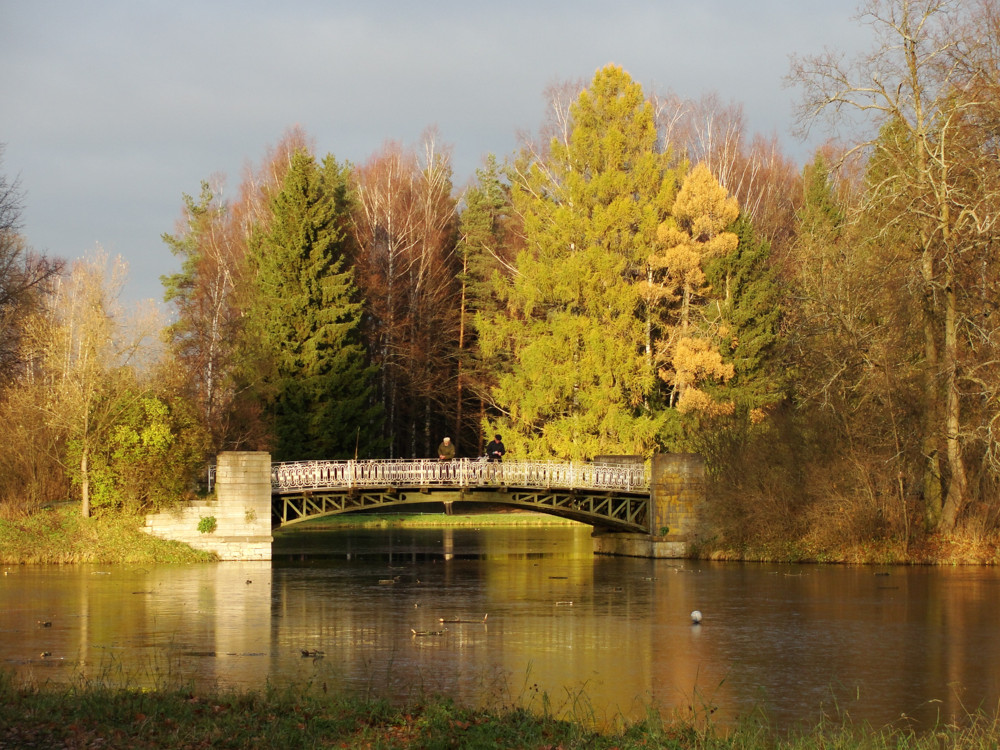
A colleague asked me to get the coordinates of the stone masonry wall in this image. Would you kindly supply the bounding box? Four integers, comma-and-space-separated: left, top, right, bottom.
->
144, 452, 273, 561
649, 453, 705, 541
592, 453, 705, 558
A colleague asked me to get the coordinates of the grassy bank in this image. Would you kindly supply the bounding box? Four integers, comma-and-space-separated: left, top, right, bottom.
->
0, 504, 216, 564
1, 672, 997, 749
697, 534, 1000, 566
6, 502, 1000, 566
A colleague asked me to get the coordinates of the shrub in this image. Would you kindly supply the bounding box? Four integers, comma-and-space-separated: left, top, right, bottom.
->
197, 516, 217, 534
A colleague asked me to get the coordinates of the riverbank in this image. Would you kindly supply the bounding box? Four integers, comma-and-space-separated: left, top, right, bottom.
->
292, 512, 1000, 566
697, 533, 1000, 566
6, 502, 1000, 566
2, 671, 996, 749
0, 504, 215, 565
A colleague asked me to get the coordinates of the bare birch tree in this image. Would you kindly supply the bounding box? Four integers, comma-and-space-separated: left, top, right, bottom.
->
791, 0, 1000, 531
353, 133, 460, 457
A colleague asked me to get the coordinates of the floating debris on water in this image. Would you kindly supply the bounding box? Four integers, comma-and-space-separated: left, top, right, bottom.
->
411, 628, 448, 636
439, 614, 488, 623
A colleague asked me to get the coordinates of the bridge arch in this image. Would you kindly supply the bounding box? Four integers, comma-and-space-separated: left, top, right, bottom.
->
274, 487, 650, 533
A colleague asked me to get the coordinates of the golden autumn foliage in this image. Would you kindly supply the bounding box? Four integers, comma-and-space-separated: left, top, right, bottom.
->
655, 164, 739, 292
649, 162, 740, 417
672, 162, 740, 245
669, 336, 735, 416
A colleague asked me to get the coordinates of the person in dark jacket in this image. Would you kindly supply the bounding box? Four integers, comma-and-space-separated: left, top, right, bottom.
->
486, 434, 506, 462
485, 434, 506, 483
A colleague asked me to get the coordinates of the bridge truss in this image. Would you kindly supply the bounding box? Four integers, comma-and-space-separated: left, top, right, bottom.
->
271, 458, 652, 533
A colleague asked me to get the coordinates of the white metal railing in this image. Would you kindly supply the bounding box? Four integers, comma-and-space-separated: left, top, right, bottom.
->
270, 458, 650, 494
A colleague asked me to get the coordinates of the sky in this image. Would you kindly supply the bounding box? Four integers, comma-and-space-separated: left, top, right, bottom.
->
1, 1, 871, 307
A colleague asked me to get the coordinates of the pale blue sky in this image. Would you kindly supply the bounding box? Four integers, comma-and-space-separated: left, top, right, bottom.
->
1, 0, 869, 305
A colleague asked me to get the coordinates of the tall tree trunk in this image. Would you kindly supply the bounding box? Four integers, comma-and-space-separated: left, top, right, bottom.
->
644, 267, 654, 375
919, 247, 943, 530
80, 446, 90, 519
478, 396, 486, 456
939, 268, 967, 531
386, 368, 397, 457
424, 398, 432, 458
455, 255, 467, 440
386, 243, 397, 458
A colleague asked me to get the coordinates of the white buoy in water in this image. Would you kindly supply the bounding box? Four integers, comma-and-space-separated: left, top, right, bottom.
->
690, 610, 703, 625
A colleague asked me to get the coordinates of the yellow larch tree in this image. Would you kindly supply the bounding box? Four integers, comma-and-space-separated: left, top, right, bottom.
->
651, 162, 739, 415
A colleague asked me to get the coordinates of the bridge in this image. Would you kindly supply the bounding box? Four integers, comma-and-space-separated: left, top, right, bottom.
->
270, 458, 651, 532
147, 452, 705, 560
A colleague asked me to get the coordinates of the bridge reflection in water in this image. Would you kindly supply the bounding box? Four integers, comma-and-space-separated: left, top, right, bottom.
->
271, 458, 651, 533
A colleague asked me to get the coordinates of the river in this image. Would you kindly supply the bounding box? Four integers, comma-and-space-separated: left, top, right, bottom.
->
2, 523, 999, 732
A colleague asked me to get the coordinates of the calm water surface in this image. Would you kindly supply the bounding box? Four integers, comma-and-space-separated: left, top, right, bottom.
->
2, 524, 999, 731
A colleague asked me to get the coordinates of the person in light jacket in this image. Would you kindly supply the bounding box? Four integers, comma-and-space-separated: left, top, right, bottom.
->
438, 437, 456, 460
437, 436, 456, 481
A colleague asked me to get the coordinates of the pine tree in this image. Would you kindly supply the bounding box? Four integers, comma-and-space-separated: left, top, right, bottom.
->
797, 153, 844, 241
246, 151, 382, 460
461, 155, 513, 323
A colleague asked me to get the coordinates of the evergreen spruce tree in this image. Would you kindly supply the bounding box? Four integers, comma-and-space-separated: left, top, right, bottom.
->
704, 213, 784, 420
460, 155, 513, 323
246, 151, 382, 460
797, 153, 844, 252
456, 155, 515, 451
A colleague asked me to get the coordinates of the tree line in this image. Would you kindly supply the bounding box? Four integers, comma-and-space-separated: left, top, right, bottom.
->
2, 0, 999, 556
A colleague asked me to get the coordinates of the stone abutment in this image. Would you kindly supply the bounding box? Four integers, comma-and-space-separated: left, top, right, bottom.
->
591, 453, 705, 558
144, 452, 273, 561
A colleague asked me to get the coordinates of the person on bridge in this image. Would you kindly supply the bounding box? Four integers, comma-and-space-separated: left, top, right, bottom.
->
486, 434, 506, 462
437, 436, 456, 481
437, 437, 456, 461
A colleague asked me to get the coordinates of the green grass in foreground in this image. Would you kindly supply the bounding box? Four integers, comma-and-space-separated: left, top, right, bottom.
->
1, 672, 999, 749
0, 504, 215, 565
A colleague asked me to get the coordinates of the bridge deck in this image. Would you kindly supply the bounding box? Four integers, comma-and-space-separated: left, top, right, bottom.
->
272, 458, 649, 493
270, 458, 652, 533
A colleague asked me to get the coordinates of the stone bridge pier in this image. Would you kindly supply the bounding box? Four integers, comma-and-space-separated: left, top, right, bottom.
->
591, 453, 705, 558
144, 452, 273, 561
